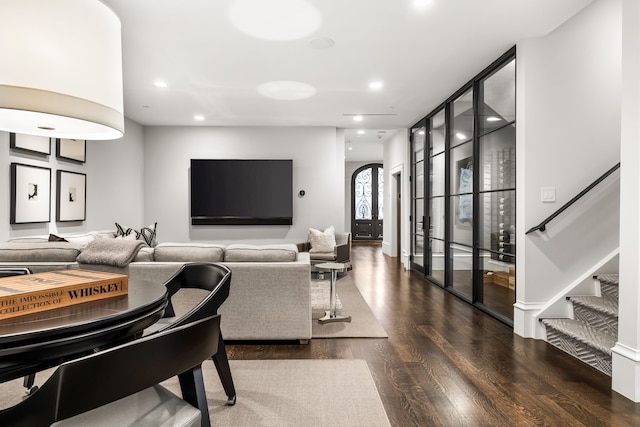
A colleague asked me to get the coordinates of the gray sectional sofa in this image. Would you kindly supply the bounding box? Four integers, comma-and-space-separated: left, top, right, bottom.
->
0, 233, 312, 343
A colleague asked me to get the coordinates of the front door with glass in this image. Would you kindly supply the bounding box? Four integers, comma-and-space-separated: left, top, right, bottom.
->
352, 164, 383, 240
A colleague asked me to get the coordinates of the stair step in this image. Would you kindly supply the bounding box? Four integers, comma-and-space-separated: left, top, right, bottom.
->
569, 296, 618, 337
541, 318, 615, 375
596, 274, 619, 301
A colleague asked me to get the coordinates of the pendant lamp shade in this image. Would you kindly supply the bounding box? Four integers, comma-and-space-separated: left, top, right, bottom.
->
0, 0, 124, 140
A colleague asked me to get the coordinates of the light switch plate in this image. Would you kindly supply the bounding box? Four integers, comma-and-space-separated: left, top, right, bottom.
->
541, 187, 556, 203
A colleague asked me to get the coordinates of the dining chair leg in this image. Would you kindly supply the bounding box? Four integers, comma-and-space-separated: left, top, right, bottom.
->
23, 373, 37, 395
178, 365, 211, 427
211, 332, 236, 405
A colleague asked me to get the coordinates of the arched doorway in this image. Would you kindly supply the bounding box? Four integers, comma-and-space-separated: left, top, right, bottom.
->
351, 163, 383, 240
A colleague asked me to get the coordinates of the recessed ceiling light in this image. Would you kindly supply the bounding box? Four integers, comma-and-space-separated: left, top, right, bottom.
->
348, 147, 353, 151
486, 116, 502, 122
154, 81, 167, 88
353, 115, 363, 122
413, 0, 433, 7
418, 130, 425, 135
357, 130, 365, 135
229, 0, 321, 41
194, 115, 204, 121
257, 81, 316, 100
369, 81, 383, 90
456, 132, 466, 140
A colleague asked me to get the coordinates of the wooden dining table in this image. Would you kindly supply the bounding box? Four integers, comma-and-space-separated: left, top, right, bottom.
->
0, 275, 167, 384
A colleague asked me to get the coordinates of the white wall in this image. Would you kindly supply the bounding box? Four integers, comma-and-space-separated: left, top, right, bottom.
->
383, 130, 410, 268
84, 118, 146, 232
142, 126, 345, 244
515, 0, 621, 333
0, 117, 145, 241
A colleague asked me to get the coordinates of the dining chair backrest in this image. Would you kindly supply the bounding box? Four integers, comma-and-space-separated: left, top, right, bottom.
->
0, 315, 221, 427
161, 262, 232, 330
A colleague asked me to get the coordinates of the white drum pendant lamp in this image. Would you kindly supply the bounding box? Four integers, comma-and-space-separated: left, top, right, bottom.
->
0, 0, 124, 140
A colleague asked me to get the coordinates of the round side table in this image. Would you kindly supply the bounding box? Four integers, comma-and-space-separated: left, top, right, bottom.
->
315, 262, 351, 324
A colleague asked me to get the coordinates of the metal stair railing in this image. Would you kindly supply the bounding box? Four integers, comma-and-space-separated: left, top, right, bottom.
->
526, 163, 620, 234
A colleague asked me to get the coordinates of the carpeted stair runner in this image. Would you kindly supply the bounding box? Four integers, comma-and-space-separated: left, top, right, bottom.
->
541, 274, 619, 376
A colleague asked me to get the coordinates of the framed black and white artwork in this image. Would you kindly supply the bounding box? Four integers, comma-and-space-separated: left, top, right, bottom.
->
56, 138, 86, 163
10, 163, 51, 224
56, 170, 86, 222
9, 133, 51, 155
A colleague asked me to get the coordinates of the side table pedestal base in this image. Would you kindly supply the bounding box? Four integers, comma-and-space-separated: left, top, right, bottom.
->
318, 311, 352, 324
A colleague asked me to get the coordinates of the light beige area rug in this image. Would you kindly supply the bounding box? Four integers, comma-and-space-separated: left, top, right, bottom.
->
0, 359, 391, 427
311, 275, 388, 339
163, 359, 391, 427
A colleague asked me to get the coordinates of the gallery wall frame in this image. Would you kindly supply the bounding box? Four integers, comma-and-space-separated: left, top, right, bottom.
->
56, 170, 86, 222
10, 163, 51, 224
9, 133, 51, 156
56, 138, 86, 163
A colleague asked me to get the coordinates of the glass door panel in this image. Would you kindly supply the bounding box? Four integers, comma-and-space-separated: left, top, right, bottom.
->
429, 238, 445, 283
431, 110, 446, 155
451, 89, 473, 148
479, 124, 516, 191
427, 109, 446, 284
478, 191, 515, 256
477, 54, 516, 321
411, 124, 426, 271
416, 160, 424, 198
430, 153, 445, 197
479, 59, 515, 134
479, 249, 514, 319
450, 244, 473, 300
429, 196, 445, 283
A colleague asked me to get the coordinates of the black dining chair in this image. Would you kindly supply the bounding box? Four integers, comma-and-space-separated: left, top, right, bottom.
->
0, 315, 221, 427
147, 262, 237, 406
0, 267, 38, 395
0, 267, 32, 278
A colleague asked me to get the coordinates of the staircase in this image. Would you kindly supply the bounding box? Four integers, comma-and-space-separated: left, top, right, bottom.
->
541, 274, 619, 375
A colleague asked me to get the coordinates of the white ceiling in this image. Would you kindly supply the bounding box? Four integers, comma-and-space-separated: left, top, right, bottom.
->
102, 0, 593, 160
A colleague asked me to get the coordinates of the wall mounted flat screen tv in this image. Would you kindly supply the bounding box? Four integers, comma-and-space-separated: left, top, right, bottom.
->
190, 159, 293, 225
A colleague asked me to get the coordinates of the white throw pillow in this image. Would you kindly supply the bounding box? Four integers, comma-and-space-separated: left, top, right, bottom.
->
308, 226, 336, 253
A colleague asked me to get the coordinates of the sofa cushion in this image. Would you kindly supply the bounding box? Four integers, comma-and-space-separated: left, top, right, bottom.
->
309, 251, 336, 261
224, 244, 298, 262
135, 246, 155, 262
63, 233, 97, 248
0, 242, 82, 262
308, 226, 336, 253
7, 236, 49, 243
154, 243, 225, 262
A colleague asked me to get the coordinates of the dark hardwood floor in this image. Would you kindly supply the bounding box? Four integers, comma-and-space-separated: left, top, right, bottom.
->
226, 245, 640, 426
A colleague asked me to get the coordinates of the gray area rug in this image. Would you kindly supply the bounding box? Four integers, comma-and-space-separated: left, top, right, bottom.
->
0, 359, 391, 427
311, 275, 388, 339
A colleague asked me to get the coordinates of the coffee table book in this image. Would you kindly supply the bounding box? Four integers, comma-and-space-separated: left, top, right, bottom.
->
0, 270, 128, 320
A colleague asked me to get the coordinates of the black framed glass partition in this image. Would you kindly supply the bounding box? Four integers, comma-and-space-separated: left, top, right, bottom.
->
409, 47, 516, 325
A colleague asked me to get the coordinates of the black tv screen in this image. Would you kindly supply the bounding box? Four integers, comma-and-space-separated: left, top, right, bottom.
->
190, 159, 293, 225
